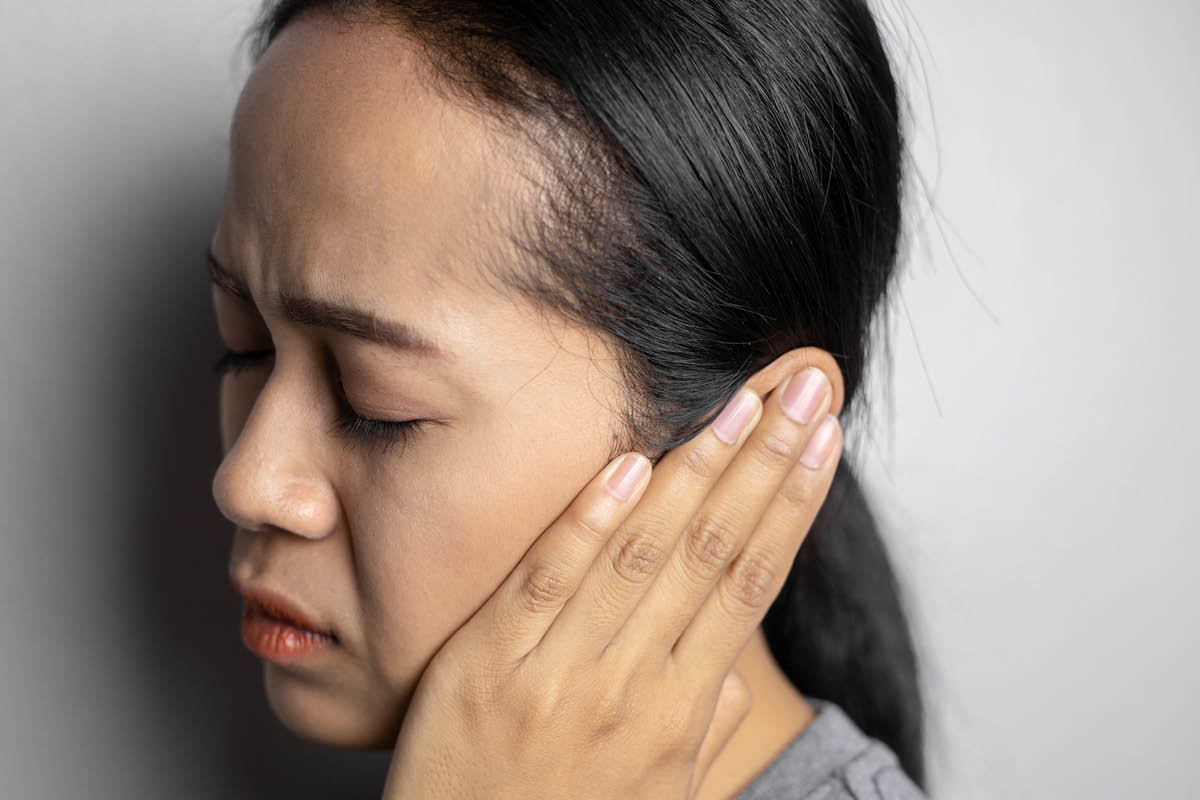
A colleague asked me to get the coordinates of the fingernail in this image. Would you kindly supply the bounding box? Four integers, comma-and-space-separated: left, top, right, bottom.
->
799, 415, 839, 469
606, 453, 650, 501
712, 388, 758, 445
780, 368, 829, 425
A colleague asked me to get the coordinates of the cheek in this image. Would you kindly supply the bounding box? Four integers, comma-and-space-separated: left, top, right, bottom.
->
432, 409, 617, 599
349, 404, 616, 684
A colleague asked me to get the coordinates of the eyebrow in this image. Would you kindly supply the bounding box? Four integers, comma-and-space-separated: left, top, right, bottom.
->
206, 248, 451, 361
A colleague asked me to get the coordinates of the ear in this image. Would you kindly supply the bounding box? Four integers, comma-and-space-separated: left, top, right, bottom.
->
742, 347, 846, 418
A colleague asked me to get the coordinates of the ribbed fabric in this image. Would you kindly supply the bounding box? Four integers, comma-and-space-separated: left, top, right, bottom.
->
731, 697, 926, 800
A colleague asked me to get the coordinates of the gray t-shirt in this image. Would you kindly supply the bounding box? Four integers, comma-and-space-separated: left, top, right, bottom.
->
732, 697, 926, 799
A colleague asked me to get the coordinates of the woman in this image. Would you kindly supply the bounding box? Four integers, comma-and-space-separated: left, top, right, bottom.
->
209, 0, 927, 797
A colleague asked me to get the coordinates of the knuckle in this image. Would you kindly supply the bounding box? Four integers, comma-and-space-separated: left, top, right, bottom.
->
683, 512, 741, 577
510, 654, 570, 733
657, 698, 702, 760
748, 430, 797, 469
587, 704, 623, 746
453, 658, 508, 723
723, 548, 779, 612
571, 506, 611, 546
515, 680, 562, 737
681, 443, 718, 481
588, 678, 634, 744
517, 561, 571, 614
611, 530, 667, 584
777, 470, 815, 509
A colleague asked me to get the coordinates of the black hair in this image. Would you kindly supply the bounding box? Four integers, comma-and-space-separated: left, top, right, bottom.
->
244, 0, 926, 788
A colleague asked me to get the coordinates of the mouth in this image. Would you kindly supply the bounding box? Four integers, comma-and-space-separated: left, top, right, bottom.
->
235, 582, 340, 665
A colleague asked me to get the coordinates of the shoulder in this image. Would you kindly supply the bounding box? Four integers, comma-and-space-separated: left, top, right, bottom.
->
731, 697, 926, 800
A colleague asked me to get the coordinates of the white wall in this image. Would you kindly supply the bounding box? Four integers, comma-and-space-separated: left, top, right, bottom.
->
857, 1, 1200, 797
1, 1, 1195, 797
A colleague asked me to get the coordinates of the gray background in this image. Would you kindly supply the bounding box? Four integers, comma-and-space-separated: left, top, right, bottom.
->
1, 1, 1196, 797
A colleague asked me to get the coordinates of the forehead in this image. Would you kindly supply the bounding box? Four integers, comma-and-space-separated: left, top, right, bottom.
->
220, 10, 526, 312
214, 12, 630, 453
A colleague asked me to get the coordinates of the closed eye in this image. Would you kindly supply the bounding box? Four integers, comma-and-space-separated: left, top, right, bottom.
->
211, 347, 427, 455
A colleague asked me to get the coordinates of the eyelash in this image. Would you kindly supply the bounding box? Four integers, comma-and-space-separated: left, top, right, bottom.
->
211, 347, 426, 455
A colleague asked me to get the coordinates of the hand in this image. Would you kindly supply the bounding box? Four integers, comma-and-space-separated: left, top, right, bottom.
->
382, 364, 843, 800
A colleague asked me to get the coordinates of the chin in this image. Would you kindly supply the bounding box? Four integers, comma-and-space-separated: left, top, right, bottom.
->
262, 662, 408, 750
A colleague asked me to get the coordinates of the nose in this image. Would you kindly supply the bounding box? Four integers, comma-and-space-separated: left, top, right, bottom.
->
211, 371, 339, 539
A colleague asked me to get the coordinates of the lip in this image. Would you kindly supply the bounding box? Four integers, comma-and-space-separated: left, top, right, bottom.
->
234, 580, 340, 664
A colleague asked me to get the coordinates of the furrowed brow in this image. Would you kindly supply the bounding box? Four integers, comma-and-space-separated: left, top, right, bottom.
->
206, 248, 451, 361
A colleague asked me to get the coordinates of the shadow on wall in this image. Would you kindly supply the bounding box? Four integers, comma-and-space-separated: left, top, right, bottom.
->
122, 162, 391, 798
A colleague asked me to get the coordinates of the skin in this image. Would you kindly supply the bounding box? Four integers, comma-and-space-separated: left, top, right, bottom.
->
210, 12, 844, 798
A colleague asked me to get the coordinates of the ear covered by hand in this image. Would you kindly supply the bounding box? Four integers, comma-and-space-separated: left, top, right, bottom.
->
382, 349, 843, 800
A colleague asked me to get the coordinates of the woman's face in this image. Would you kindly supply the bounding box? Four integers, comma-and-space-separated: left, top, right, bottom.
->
210, 13, 628, 748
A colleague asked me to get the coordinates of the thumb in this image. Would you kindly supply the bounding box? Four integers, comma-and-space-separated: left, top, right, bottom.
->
688, 668, 753, 800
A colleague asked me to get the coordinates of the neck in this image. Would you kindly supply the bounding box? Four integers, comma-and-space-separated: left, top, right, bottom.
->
692, 626, 815, 800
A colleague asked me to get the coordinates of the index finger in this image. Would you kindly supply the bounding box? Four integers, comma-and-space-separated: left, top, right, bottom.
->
474, 448, 655, 662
